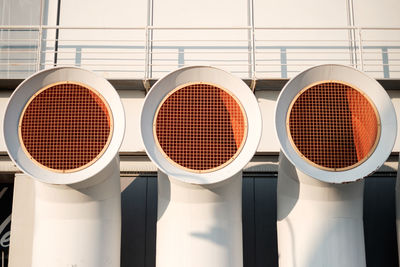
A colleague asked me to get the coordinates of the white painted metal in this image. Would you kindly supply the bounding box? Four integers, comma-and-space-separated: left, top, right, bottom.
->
141, 66, 262, 267
277, 154, 366, 267
157, 171, 243, 267
275, 64, 397, 184
141, 66, 262, 185
3, 67, 125, 267
31, 158, 121, 267
4, 67, 125, 184
275, 64, 397, 267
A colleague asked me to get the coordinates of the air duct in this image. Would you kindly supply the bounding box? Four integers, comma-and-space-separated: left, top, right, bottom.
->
141, 66, 262, 267
274, 64, 397, 267
4, 67, 125, 267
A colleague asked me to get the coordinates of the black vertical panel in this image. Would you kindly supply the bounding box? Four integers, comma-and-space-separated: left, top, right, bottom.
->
243, 177, 255, 267
121, 176, 148, 267
0, 179, 14, 267
145, 177, 157, 267
364, 175, 399, 267
254, 176, 278, 267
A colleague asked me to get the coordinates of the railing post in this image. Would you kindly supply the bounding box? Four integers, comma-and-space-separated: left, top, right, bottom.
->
36, 0, 44, 71
143, 26, 151, 92
251, 26, 256, 81
358, 28, 364, 71
36, 27, 43, 71
280, 48, 288, 79
249, 0, 256, 91
382, 47, 390, 78
144, 26, 149, 80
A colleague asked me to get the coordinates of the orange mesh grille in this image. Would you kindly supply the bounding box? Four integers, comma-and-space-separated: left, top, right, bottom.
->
155, 83, 247, 172
20, 82, 112, 172
288, 81, 379, 170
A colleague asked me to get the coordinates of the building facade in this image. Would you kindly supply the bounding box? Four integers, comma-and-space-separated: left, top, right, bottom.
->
1, 0, 400, 266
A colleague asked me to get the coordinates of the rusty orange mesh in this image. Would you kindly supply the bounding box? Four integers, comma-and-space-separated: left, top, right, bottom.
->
20, 83, 112, 171
288, 81, 379, 170
155, 83, 246, 171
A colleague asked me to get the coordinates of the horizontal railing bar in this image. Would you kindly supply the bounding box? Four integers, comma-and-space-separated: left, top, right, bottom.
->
152, 39, 249, 42
256, 39, 351, 42
40, 63, 145, 66
0, 50, 37, 53
150, 63, 252, 66
44, 39, 145, 42
42, 51, 145, 54
0, 25, 399, 30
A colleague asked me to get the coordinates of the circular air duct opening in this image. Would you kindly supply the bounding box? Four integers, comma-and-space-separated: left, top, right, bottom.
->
19, 82, 113, 173
4, 67, 125, 184
287, 81, 380, 171
141, 66, 262, 184
275, 64, 397, 183
154, 82, 247, 173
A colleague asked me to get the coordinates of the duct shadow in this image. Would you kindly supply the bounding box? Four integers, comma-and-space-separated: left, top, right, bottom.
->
190, 226, 238, 266
187, 177, 242, 267
190, 226, 231, 247
156, 171, 170, 220
187, 169, 280, 267
274, 155, 300, 267
276, 154, 300, 221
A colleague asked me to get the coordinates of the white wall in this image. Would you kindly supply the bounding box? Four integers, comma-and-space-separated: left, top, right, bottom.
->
1, 0, 400, 79
254, 0, 350, 78
54, 0, 147, 78
352, 0, 400, 78
151, 0, 250, 77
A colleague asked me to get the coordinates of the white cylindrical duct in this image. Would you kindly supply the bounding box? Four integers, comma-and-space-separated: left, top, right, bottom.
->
274, 64, 397, 267
141, 66, 262, 267
4, 67, 125, 267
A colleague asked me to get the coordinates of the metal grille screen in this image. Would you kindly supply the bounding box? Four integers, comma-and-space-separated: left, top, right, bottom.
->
288, 81, 379, 170
20, 82, 112, 172
155, 83, 247, 172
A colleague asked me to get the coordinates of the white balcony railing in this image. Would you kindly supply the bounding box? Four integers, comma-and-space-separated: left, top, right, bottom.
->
1, 26, 399, 80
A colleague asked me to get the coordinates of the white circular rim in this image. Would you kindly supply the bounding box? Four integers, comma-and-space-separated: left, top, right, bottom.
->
153, 81, 249, 174
141, 66, 262, 185
3, 67, 125, 184
275, 64, 397, 183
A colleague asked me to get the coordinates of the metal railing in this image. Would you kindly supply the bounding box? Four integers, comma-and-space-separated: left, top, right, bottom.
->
1, 25, 400, 79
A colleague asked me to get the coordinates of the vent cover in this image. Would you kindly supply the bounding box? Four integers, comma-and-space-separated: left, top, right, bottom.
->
19, 82, 113, 172
154, 82, 247, 172
287, 81, 380, 171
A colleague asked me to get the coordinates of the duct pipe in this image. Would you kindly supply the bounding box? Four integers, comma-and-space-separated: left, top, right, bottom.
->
274, 64, 397, 267
141, 66, 262, 267
4, 67, 125, 267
